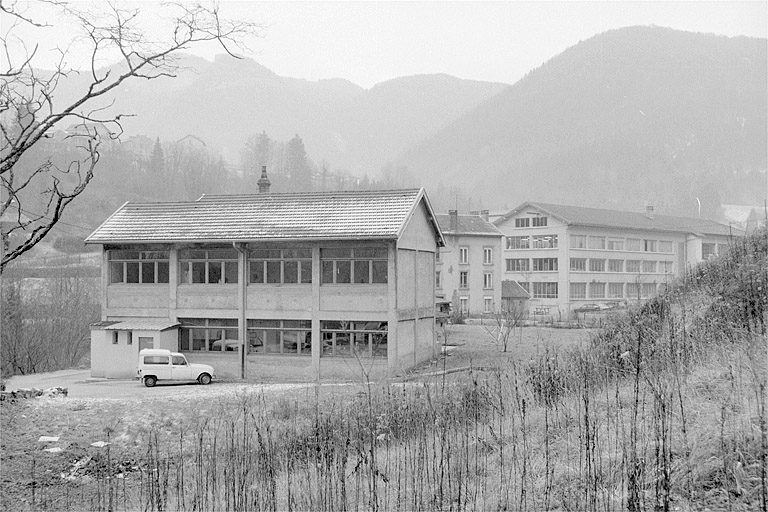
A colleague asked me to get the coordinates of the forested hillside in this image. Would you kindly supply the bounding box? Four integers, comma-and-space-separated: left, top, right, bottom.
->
398, 26, 767, 217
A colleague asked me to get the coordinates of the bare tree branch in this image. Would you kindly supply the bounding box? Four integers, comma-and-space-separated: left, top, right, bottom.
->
1, 1, 260, 272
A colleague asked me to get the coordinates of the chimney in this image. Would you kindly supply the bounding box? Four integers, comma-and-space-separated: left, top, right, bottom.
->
480, 209, 490, 222
448, 210, 458, 231
645, 204, 654, 219
257, 165, 271, 193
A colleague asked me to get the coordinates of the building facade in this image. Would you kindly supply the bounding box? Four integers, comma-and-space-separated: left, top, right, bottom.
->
86, 186, 444, 381
494, 202, 740, 318
435, 210, 503, 316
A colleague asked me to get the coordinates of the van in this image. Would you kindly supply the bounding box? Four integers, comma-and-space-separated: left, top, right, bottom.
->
137, 349, 215, 387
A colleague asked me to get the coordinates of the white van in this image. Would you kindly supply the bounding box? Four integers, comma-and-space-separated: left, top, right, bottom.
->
137, 349, 215, 387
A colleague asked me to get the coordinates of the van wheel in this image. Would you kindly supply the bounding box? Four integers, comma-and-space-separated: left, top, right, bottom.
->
144, 376, 157, 388
198, 373, 212, 385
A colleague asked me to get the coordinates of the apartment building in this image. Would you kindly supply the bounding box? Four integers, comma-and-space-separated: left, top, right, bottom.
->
86, 182, 444, 381
435, 210, 503, 315
494, 202, 740, 318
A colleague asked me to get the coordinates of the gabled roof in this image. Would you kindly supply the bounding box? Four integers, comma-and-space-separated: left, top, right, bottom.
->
502, 280, 531, 300
86, 189, 445, 246
494, 201, 741, 237
435, 214, 502, 236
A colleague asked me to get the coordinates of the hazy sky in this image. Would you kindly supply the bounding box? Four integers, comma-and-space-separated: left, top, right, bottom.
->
4, 1, 767, 88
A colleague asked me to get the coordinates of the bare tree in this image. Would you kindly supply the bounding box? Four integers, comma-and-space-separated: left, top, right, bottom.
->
482, 302, 527, 352
0, 0, 260, 272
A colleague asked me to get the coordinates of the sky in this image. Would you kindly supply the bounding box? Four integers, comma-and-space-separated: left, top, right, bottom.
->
3, 1, 767, 88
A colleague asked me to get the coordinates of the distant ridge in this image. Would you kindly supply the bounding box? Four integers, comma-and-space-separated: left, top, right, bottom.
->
397, 26, 767, 218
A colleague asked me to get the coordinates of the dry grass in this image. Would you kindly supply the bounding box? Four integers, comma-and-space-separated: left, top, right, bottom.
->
1, 230, 766, 511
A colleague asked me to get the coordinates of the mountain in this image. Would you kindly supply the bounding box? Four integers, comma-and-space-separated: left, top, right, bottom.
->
396, 26, 767, 217
51, 55, 508, 174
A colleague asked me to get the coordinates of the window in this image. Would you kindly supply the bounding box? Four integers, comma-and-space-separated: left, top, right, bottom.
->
626, 260, 641, 273
518, 281, 530, 293
589, 259, 605, 272
533, 258, 558, 271
608, 259, 623, 272
248, 320, 312, 355
626, 282, 640, 298
717, 244, 728, 256
532, 282, 558, 298
435, 271, 442, 289
506, 258, 529, 272
643, 239, 657, 252
180, 248, 239, 284
459, 297, 469, 314
459, 247, 469, 264
570, 282, 586, 299
506, 236, 530, 250
532, 216, 548, 227
321, 247, 387, 284
570, 258, 586, 271
179, 318, 238, 352
459, 271, 469, 288
641, 283, 656, 298
515, 218, 530, 228
702, 243, 716, 259
607, 238, 624, 251
660, 261, 673, 273
483, 297, 493, 313
532, 234, 558, 249
112, 331, 118, 344
483, 247, 493, 264
570, 235, 587, 249
627, 238, 642, 251
588, 236, 606, 250
109, 250, 170, 284
143, 355, 169, 365
483, 272, 493, 289
608, 282, 624, 298
435, 250, 441, 262
250, 248, 312, 284
589, 282, 606, 299
321, 321, 387, 358
127, 332, 133, 345
172, 355, 187, 366
642, 260, 657, 273
658, 241, 673, 253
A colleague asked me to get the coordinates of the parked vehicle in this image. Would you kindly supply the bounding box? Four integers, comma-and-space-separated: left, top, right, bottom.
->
137, 349, 215, 387
436, 300, 452, 326
574, 303, 601, 312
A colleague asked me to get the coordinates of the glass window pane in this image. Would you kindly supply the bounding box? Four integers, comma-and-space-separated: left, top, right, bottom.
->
372, 260, 388, 283
191, 329, 207, 350
157, 262, 169, 283
322, 261, 334, 283
110, 250, 139, 260
300, 261, 313, 283
334, 332, 351, 356
321, 248, 351, 259
263, 330, 281, 353
224, 261, 238, 284
250, 261, 265, 283
266, 261, 281, 283
354, 260, 370, 283
208, 249, 238, 260
336, 261, 351, 283
141, 262, 155, 284
126, 262, 140, 283
209, 329, 223, 351
110, 262, 124, 283
192, 262, 206, 283
208, 261, 222, 284
284, 261, 299, 283
249, 320, 280, 328
355, 247, 387, 258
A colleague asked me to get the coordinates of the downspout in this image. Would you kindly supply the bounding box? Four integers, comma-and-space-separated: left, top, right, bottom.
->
233, 242, 247, 379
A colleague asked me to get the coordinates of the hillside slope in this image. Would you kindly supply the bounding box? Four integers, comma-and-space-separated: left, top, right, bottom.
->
397, 26, 767, 216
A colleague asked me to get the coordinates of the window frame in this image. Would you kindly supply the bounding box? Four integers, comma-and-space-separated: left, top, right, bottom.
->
483, 247, 493, 265
109, 250, 170, 284
483, 272, 493, 289
506, 236, 530, 250
248, 319, 312, 356
532, 282, 558, 298
179, 248, 239, 285
570, 258, 586, 272
459, 271, 469, 289
506, 258, 530, 272
320, 247, 388, 284
320, 321, 387, 358
249, 247, 312, 285
532, 257, 558, 272
459, 246, 469, 264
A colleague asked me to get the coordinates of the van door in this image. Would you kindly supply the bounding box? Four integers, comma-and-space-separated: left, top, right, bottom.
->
171, 355, 193, 381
